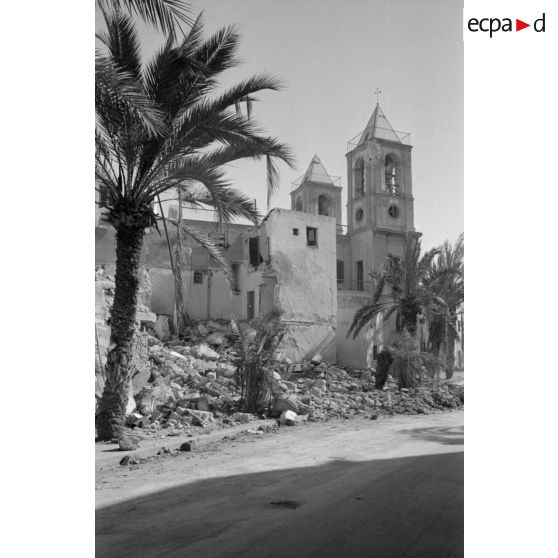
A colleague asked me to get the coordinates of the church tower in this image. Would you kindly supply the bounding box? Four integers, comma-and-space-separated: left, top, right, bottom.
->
345, 103, 421, 290
290, 155, 342, 227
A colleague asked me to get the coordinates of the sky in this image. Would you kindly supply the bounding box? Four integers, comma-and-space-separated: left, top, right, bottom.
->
97, 0, 463, 250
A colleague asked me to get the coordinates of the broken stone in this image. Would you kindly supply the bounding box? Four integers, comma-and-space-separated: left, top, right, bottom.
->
279, 410, 298, 426
132, 366, 151, 396
153, 315, 170, 341
273, 396, 300, 414
195, 324, 209, 337
119, 454, 140, 466
311, 354, 322, 365
118, 434, 140, 451
187, 409, 213, 426
179, 440, 199, 452
193, 344, 220, 361
136, 309, 157, 326
196, 397, 210, 412
232, 412, 252, 424
217, 363, 237, 378
205, 332, 225, 347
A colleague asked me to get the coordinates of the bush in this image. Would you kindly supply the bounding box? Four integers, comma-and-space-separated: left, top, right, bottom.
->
230, 312, 286, 413
390, 330, 441, 389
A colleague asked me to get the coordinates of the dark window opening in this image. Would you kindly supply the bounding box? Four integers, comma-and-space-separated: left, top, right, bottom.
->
295, 197, 303, 211
193, 271, 203, 284
249, 237, 262, 267
318, 194, 331, 216
306, 227, 318, 246
337, 260, 344, 284
247, 290, 255, 320
168, 206, 178, 220
293, 228, 299, 236
356, 260, 364, 291
385, 154, 399, 196
354, 159, 365, 197
355, 208, 364, 222
388, 205, 400, 219
231, 263, 240, 292
373, 345, 378, 360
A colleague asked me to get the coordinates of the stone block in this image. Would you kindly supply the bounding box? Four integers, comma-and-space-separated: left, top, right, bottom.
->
279, 410, 297, 426
196, 397, 210, 412
179, 440, 199, 452
205, 332, 225, 347
217, 363, 237, 378
153, 315, 171, 341
118, 435, 140, 451
193, 343, 220, 361
273, 396, 300, 414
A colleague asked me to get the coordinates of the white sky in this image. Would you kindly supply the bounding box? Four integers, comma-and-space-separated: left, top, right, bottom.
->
97, 0, 464, 250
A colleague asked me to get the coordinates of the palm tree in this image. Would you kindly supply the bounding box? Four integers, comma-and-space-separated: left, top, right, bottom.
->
97, 0, 192, 34
347, 238, 442, 340
95, 10, 294, 440
425, 234, 464, 379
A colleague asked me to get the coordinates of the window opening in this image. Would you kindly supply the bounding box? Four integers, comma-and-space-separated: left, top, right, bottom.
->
306, 227, 318, 246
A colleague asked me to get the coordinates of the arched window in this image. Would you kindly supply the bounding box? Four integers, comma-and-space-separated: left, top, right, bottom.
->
385, 154, 399, 195
295, 197, 303, 211
318, 194, 331, 216
354, 159, 365, 197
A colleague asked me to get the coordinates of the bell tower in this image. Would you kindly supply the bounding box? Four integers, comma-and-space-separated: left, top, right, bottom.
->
345, 102, 421, 289
290, 155, 342, 227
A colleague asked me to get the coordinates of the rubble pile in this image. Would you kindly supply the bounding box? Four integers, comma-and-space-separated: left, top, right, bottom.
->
112, 318, 464, 437
271, 365, 464, 421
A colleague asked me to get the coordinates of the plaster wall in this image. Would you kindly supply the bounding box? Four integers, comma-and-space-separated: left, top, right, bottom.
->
336, 290, 397, 369
263, 209, 337, 362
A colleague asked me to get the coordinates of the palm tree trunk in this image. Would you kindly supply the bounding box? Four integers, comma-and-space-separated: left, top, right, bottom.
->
96, 224, 144, 440
445, 320, 457, 379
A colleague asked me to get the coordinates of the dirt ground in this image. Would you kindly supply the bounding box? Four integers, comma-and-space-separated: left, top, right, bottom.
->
96, 409, 464, 557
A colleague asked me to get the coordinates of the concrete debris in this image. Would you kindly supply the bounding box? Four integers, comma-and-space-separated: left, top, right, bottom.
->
118, 434, 140, 451
179, 440, 198, 452
96, 314, 464, 443
193, 343, 220, 361
153, 316, 171, 341
279, 410, 298, 426
119, 454, 141, 466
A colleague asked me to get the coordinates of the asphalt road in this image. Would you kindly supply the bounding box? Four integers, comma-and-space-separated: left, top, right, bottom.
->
96, 411, 464, 557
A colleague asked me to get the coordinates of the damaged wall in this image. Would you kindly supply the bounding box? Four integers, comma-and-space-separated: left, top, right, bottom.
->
262, 209, 337, 362
95, 220, 266, 321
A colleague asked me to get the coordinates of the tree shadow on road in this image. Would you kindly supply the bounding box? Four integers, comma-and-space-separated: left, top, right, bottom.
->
96, 451, 463, 558
398, 425, 464, 446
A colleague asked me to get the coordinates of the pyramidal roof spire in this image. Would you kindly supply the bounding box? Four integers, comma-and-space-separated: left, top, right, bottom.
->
301, 154, 334, 185
359, 103, 401, 144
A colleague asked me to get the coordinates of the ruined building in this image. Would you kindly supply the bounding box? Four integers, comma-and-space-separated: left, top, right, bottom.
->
95, 103, 421, 368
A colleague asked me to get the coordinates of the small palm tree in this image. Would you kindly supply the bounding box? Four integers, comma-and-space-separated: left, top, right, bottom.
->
347, 238, 442, 340
425, 234, 464, 378
95, 10, 294, 440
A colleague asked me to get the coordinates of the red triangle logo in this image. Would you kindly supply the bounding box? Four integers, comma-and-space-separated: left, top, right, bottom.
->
516, 19, 530, 31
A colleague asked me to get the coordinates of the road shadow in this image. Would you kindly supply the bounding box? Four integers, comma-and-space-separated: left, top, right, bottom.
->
97, 451, 463, 558
398, 425, 464, 446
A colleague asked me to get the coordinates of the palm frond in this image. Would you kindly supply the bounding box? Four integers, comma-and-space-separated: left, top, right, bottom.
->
169, 221, 234, 287
97, 0, 192, 35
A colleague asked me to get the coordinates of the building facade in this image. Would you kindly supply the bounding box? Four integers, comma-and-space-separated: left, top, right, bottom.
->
95, 103, 421, 368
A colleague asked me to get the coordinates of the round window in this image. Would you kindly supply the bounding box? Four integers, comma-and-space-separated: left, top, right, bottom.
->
355, 208, 364, 222
388, 205, 400, 218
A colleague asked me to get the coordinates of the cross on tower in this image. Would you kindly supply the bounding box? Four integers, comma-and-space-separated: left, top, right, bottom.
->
373, 88, 382, 104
